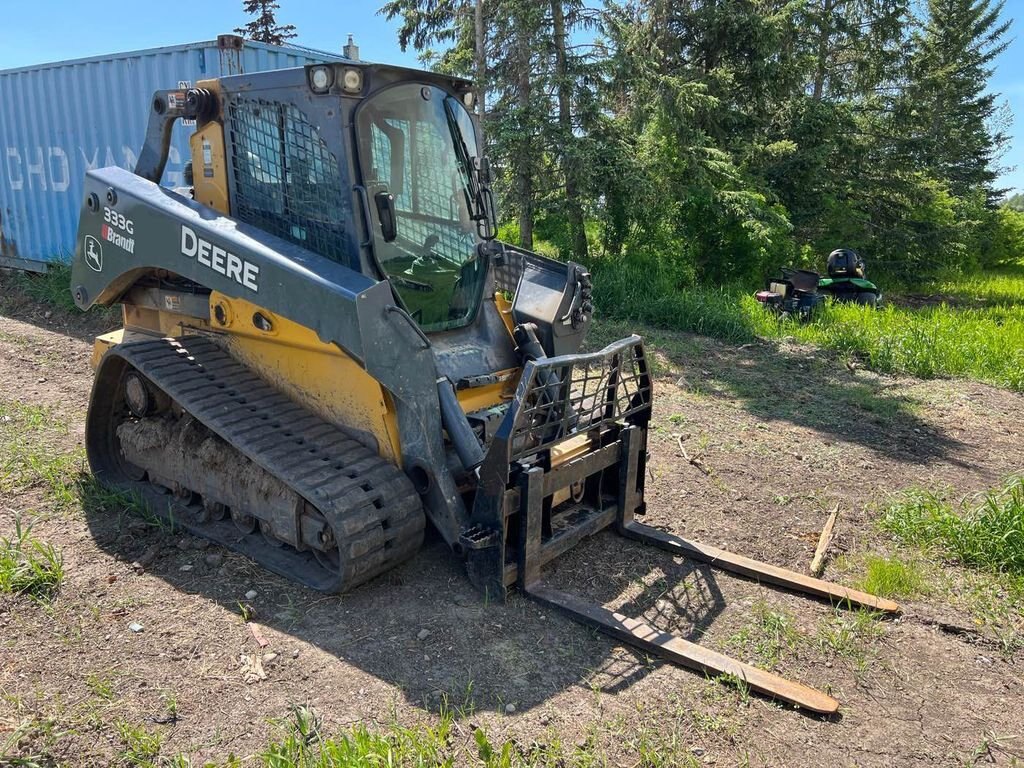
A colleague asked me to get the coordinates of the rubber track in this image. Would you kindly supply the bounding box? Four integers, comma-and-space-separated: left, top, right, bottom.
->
111, 336, 425, 592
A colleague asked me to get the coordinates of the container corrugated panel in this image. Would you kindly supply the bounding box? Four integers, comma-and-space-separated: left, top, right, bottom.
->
0, 37, 346, 271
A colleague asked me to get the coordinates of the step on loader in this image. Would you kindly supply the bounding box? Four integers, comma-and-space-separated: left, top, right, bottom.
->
70, 60, 898, 715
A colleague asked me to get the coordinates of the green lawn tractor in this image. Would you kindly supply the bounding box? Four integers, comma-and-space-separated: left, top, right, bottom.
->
756, 248, 882, 319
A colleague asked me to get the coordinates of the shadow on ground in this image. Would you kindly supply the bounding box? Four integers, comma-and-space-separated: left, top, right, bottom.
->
79, 465, 860, 722
594, 321, 970, 467
79, 473, 766, 718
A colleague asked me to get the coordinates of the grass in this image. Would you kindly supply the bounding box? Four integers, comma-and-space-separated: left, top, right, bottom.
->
880, 477, 1024, 574
726, 601, 802, 668
0, 400, 82, 511
815, 609, 885, 662
10, 262, 80, 314
10, 704, 710, 767
590, 260, 1024, 391
117, 720, 164, 766
0, 515, 64, 601
857, 555, 927, 599
254, 705, 641, 768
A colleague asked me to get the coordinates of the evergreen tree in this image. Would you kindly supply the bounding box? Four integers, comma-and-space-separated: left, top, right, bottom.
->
235, 0, 297, 45
905, 0, 1010, 196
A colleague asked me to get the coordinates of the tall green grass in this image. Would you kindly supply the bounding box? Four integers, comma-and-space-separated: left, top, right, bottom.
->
0, 516, 64, 601
9, 261, 80, 313
881, 477, 1024, 574
590, 259, 1024, 391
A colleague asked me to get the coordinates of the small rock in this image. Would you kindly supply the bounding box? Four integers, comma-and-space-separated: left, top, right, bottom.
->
37, 377, 46, 384
690, 747, 705, 757
131, 561, 145, 574
504, 703, 516, 714
128, 622, 144, 633
193, 538, 211, 550
539, 713, 551, 725
291, 648, 300, 659
136, 544, 161, 569
179, 564, 193, 572
204, 552, 224, 568
264, 652, 279, 664
417, 629, 431, 641
245, 590, 258, 600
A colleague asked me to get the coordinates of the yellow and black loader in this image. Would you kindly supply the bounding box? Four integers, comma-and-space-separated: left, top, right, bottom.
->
70, 58, 898, 714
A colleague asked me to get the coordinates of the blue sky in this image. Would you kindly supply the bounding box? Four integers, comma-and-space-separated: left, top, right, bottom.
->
2, 0, 1023, 193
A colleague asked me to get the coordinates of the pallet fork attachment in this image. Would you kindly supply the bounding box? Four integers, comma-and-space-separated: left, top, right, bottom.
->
466, 338, 898, 714
517, 426, 899, 715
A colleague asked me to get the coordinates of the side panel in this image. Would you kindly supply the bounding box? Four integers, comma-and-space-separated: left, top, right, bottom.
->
211, 291, 402, 462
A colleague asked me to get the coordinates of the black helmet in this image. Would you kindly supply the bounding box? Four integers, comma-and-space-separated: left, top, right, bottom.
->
827, 249, 865, 278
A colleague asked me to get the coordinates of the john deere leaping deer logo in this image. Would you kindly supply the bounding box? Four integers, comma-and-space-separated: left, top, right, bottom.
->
84, 235, 103, 272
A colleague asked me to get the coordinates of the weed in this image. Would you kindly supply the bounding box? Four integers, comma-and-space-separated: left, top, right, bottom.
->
727, 600, 802, 667
238, 601, 253, 622
160, 690, 179, 722
116, 720, 164, 766
9, 261, 115, 322
76, 475, 173, 533
0, 515, 64, 600
261, 708, 453, 766
715, 672, 752, 706
0, 400, 81, 509
881, 477, 1024, 573
86, 673, 115, 700
0, 716, 51, 767
11, 262, 80, 314
858, 555, 927, 598
816, 608, 884, 661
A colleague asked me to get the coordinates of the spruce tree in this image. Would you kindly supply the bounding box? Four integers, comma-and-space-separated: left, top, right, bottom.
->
235, 0, 297, 45
906, 0, 1010, 196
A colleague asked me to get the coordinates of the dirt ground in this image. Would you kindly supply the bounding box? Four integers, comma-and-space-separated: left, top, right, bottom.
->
1, 291, 1023, 767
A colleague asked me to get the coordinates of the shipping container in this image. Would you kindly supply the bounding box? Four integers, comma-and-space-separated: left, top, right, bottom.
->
0, 35, 347, 271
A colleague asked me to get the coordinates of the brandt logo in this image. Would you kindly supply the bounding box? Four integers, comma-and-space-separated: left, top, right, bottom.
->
84, 235, 103, 272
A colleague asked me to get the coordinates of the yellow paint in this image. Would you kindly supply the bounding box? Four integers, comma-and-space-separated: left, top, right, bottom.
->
451, 295, 520, 413
121, 303, 209, 338
189, 80, 230, 214
550, 433, 592, 467
209, 291, 402, 462
89, 328, 171, 370
455, 372, 519, 413
550, 432, 593, 507
494, 292, 516, 337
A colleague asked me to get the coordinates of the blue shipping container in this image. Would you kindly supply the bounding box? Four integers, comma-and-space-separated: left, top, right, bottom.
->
0, 35, 346, 271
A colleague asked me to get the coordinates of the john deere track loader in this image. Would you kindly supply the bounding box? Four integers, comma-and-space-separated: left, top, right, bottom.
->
71, 60, 897, 714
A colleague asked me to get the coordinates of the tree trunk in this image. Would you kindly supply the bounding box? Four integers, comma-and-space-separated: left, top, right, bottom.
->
812, 0, 838, 101
515, 18, 534, 250
474, 0, 487, 132
551, 0, 588, 260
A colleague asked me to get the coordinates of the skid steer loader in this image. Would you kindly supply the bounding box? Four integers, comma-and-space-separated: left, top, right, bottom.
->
70, 59, 897, 714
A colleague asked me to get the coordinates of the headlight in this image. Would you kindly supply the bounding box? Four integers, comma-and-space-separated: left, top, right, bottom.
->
310, 65, 332, 93
341, 67, 363, 93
